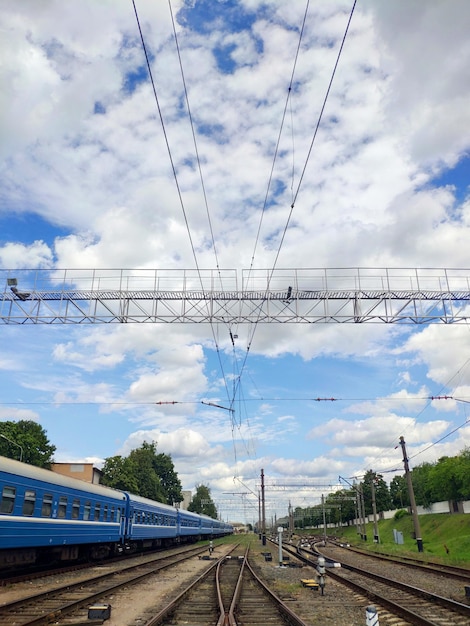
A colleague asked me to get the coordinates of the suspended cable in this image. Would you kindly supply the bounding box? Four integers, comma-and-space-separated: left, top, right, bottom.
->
363, 355, 470, 474
132, 0, 232, 407
131, 0, 198, 271
291, 0, 357, 208
409, 416, 470, 462
4, 394, 470, 407
233, 0, 357, 411
231, 0, 311, 410
246, 0, 310, 286
167, 0, 223, 289
167, 0, 235, 409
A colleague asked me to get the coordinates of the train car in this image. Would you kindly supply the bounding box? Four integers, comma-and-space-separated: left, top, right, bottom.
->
199, 513, 215, 536
177, 507, 203, 540
125, 493, 177, 549
212, 518, 234, 537
0, 456, 234, 571
0, 457, 127, 569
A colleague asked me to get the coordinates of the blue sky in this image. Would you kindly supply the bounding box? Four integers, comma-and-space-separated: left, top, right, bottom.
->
1, 0, 470, 523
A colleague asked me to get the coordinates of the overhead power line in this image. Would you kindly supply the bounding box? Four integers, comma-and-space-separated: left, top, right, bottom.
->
233, 1, 357, 417
132, 0, 232, 411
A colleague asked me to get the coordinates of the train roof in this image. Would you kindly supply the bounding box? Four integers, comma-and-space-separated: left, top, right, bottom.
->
0, 456, 127, 501
178, 508, 204, 519
125, 492, 178, 511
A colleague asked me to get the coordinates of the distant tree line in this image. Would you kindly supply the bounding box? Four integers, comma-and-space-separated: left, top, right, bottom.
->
291, 448, 470, 529
0, 420, 219, 518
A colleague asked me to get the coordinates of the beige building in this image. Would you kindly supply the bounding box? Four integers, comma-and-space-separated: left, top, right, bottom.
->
51, 462, 102, 484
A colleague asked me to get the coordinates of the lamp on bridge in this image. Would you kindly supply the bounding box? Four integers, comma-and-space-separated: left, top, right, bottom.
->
0, 434, 24, 462
8, 277, 30, 301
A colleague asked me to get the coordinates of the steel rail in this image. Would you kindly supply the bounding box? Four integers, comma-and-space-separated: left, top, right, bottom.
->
281, 541, 470, 626
0, 545, 209, 626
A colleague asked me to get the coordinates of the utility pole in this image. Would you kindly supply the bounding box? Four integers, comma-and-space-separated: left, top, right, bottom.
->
399, 436, 423, 552
371, 475, 380, 543
359, 483, 367, 541
258, 491, 261, 539
322, 495, 327, 544
261, 468, 266, 546
288, 501, 294, 540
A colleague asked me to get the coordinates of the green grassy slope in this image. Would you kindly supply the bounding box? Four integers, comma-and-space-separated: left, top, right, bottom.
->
333, 513, 470, 566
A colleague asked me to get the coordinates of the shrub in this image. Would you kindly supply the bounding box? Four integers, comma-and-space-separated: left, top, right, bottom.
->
394, 509, 410, 520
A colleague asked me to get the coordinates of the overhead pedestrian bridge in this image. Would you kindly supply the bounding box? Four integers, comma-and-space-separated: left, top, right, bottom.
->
1, 267, 470, 325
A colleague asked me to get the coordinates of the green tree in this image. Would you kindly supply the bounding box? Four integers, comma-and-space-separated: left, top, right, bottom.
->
0, 420, 56, 468
410, 462, 434, 507
128, 443, 166, 501
101, 441, 182, 503
429, 455, 465, 502
361, 470, 392, 515
326, 489, 357, 524
153, 452, 183, 505
188, 484, 218, 519
101, 455, 139, 493
455, 448, 470, 500
390, 475, 408, 508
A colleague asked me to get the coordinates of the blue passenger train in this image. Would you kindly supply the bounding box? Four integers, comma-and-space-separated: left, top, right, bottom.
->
0, 457, 232, 570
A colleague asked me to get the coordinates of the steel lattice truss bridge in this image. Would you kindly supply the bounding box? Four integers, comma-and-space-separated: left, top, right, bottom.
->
1, 267, 470, 325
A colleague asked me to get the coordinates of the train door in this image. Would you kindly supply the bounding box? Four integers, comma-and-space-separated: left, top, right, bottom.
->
122, 494, 131, 542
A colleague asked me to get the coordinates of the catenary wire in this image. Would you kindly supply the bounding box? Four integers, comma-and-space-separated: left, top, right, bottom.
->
232, 0, 357, 411
132, 0, 232, 408
224, 2, 312, 427
231, 0, 311, 409
361, 352, 470, 475
7, 394, 470, 406
167, 0, 223, 289
167, 0, 232, 408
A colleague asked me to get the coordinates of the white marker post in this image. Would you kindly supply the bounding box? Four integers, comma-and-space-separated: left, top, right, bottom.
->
316, 556, 326, 595
366, 605, 379, 625
277, 526, 284, 567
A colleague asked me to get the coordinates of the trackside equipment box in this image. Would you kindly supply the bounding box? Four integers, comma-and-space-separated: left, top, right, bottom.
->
88, 604, 111, 620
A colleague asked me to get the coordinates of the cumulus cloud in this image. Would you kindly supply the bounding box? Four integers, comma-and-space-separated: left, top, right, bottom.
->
0, 241, 53, 269
2, 1, 470, 518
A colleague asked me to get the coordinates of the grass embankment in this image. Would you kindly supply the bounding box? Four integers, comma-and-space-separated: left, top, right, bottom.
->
330, 513, 470, 566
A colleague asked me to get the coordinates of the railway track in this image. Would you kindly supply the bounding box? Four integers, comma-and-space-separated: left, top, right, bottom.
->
143, 545, 309, 626
1, 542, 209, 587
279, 540, 470, 626
324, 539, 470, 582
328, 562, 470, 626
0, 544, 210, 626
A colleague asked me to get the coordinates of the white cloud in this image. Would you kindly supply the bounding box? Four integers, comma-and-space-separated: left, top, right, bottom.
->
0, 242, 53, 269
2, 1, 470, 519
308, 415, 450, 449
0, 407, 40, 422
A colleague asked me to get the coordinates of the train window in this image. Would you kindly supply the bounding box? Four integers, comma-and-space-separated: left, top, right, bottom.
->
84, 501, 91, 520
22, 489, 36, 516
72, 499, 80, 519
0, 486, 16, 514
41, 493, 53, 517
116, 507, 121, 522
103, 505, 108, 521
110, 506, 115, 521
58, 496, 67, 518
94, 503, 101, 521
